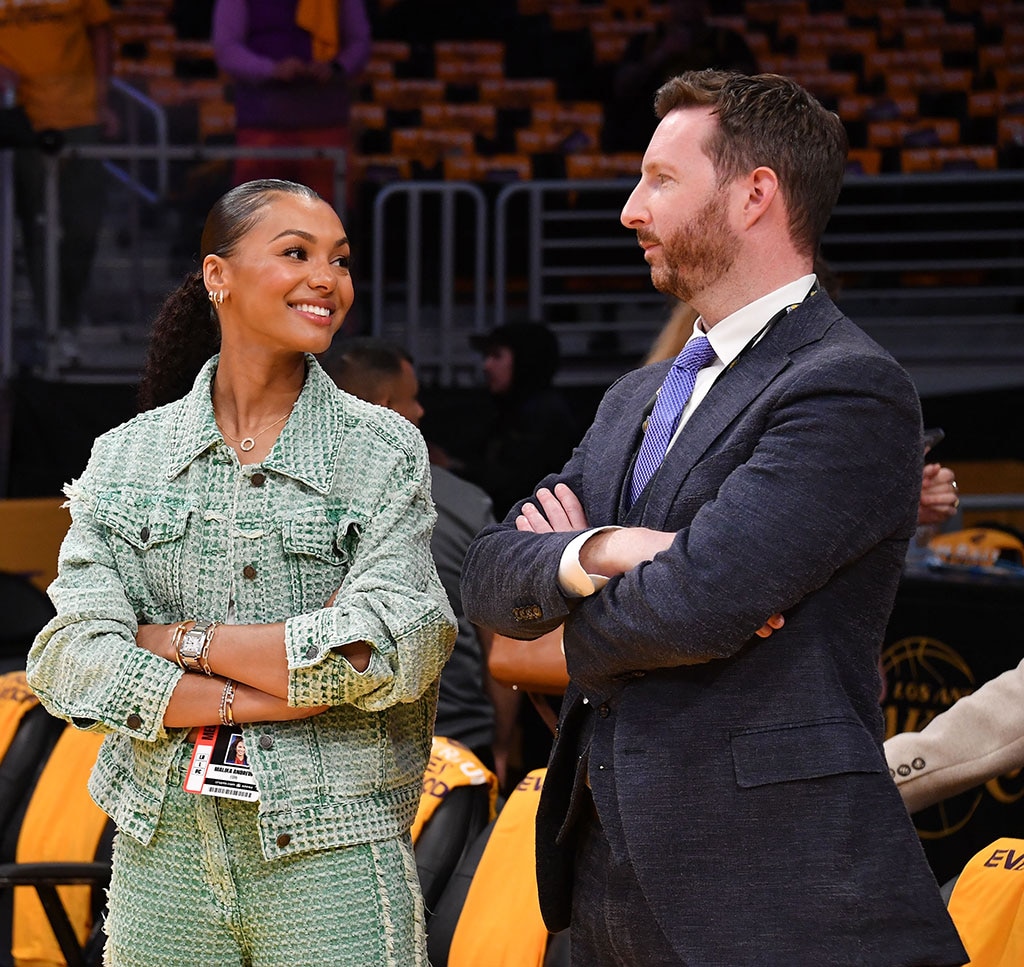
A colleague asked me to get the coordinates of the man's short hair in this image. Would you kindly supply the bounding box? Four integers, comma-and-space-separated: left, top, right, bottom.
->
654, 70, 848, 259
327, 337, 413, 403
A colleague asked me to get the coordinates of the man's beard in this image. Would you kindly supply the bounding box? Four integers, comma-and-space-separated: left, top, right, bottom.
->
644, 188, 740, 305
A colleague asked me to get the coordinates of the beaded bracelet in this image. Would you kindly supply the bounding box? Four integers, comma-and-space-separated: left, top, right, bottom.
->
219, 679, 236, 727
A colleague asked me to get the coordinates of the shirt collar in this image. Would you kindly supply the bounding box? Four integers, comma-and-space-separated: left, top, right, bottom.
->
166, 354, 343, 494
696, 274, 817, 366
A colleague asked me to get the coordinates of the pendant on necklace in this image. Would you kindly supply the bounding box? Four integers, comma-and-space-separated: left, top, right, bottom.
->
240, 438, 256, 452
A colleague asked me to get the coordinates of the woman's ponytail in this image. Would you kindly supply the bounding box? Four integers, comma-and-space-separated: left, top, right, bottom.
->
136, 270, 219, 412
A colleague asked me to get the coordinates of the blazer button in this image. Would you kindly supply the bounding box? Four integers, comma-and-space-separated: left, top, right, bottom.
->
597, 704, 610, 718
243, 565, 257, 580
305, 645, 319, 660
276, 833, 291, 848
259, 734, 274, 750
139, 526, 150, 543
126, 713, 143, 730
912, 757, 926, 770
897, 764, 911, 776
511, 604, 543, 622
250, 472, 266, 487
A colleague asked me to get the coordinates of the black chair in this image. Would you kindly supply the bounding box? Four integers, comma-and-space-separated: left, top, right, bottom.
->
0, 677, 110, 967
425, 771, 569, 967
414, 783, 492, 913
0, 572, 55, 673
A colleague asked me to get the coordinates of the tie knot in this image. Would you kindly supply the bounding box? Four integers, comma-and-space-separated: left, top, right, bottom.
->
672, 335, 717, 373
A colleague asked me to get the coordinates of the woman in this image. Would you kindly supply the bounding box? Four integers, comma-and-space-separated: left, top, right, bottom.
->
27, 179, 456, 966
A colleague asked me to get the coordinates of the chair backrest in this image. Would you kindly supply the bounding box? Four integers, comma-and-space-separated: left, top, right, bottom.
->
426, 767, 568, 967
0, 675, 109, 967
0, 673, 65, 833
412, 737, 497, 912
0, 573, 55, 672
945, 837, 1024, 966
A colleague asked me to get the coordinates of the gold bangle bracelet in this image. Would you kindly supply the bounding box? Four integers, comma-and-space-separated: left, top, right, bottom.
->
219, 679, 236, 727
170, 621, 190, 670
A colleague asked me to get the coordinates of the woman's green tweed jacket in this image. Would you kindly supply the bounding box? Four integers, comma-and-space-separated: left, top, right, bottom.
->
28, 356, 457, 859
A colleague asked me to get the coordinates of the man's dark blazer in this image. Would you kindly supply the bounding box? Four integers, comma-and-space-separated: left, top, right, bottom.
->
461, 292, 967, 966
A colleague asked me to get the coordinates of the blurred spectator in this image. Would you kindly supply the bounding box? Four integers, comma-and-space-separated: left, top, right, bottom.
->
453, 322, 581, 521
212, 0, 371, 208
886, 654, 1024, 815
326, 336, 519, 785
0, 0, 116, 327
604, 0, 758, 153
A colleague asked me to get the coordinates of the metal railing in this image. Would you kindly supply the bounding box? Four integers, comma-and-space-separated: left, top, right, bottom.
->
371, 181, 489, 386
2, 154, 1022, 393
0, 143, 347, 381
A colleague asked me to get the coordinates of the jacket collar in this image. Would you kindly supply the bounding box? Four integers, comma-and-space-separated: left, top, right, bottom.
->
165, 354, 342, 494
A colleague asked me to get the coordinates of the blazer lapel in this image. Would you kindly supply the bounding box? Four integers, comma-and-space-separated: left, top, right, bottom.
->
638, 296, 840, 528
586, 363, 670, 526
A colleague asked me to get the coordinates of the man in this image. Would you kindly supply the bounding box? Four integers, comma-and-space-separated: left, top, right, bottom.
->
0, 0, 116, 326
327, 337, 517, 784
461, 71, 967, 965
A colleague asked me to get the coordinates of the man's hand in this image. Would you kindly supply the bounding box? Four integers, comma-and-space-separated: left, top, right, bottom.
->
516, 483, 589, 533
918, 462, 958, 526
755, 613, 785, 638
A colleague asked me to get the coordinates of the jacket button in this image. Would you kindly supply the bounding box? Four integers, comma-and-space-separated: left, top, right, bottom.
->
139, 526, 150, 542
276, 833, 291, 848
243, 565, 257, 580
126, 713, 143, 730
912, 757, 926, 770
259, 734, 274, 750
597, 704, 610, 718
250, 472, 266, 487
897, 764, 911, 776
305, 645, 319, 660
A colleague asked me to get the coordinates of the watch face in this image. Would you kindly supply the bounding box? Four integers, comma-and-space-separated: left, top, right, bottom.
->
180, 631, 205, 658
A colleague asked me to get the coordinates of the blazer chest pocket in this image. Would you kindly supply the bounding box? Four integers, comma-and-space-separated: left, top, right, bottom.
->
730, 719, 883, 789
94, 491, 192, 606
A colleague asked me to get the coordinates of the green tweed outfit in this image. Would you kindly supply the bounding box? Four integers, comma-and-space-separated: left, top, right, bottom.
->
27, 355, 457, 966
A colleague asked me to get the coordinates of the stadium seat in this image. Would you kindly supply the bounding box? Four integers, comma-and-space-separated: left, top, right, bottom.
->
425, 768, 569, 967
0, 673, 110, 967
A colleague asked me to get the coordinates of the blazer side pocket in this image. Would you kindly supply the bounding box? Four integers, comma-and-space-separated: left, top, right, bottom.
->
731, 718, 883, 788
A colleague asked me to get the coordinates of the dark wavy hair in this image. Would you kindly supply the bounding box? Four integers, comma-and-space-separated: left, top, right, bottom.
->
136, 179, 322, 411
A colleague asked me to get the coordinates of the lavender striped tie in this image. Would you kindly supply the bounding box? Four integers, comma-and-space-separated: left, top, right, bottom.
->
630, 335, 717, 506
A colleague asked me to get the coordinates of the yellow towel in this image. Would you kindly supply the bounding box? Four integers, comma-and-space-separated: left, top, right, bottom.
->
448, 768, 549, 967
295, 0, 338, 63
947, 837, 1024, 966
411, 735, 498, 842
0, 671, 39, 760
13, 727, 106, 967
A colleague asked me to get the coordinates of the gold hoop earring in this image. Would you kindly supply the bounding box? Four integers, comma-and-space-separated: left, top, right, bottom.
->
207, 290, 226, 306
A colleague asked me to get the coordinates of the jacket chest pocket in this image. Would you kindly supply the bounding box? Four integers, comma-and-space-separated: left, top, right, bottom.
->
279, 515, 361, 609
94, 491, 193, 612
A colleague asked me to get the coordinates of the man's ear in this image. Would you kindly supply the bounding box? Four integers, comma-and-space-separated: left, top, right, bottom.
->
741, 166, 780, 229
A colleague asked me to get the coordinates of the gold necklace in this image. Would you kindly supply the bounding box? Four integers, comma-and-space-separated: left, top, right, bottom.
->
217, 408, 293, 452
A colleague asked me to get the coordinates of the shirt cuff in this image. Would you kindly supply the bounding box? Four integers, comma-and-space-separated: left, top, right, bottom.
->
558, 526, 622, 597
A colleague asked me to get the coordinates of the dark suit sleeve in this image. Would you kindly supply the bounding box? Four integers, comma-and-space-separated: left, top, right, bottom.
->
459, 373, 639, 639
562, 346, 923, 690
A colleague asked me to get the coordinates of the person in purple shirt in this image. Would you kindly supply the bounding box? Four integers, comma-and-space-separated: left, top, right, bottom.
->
212, 0, 371, 207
